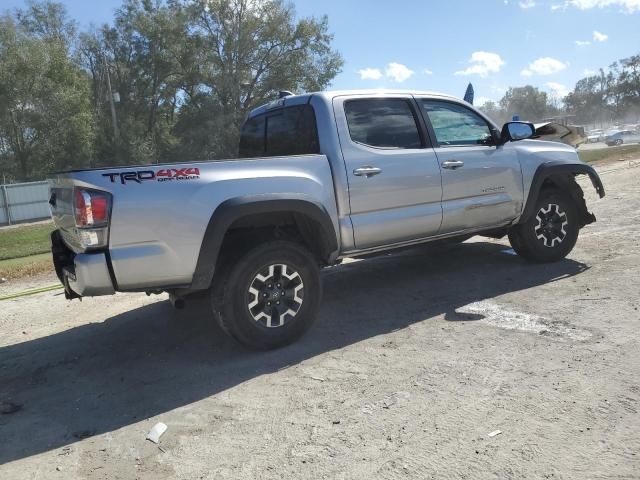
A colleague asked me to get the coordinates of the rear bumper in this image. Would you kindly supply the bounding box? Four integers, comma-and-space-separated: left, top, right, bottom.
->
65, 253, 115, 297
51, 230, 115, 298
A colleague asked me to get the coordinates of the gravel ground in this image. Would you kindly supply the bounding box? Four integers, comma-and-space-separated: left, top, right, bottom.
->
1, 161, 639, 480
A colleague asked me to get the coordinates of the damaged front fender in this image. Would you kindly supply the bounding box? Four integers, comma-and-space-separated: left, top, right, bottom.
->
520, 161, 605, 227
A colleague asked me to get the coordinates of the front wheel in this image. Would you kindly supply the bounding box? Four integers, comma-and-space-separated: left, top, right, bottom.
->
508, 189, 580, 263
211, 240, 322, 350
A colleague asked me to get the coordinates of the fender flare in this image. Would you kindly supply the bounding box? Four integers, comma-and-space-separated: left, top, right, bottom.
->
189, 195, 338, 291
519, 161, 605, 225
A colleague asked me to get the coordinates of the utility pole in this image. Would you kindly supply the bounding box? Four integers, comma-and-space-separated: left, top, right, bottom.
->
104, 58, 120, 141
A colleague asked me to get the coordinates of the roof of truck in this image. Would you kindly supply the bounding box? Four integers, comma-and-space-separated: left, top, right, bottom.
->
248, 89, 462, 118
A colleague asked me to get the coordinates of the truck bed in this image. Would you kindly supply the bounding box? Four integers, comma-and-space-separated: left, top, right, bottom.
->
49, 154, 339, 292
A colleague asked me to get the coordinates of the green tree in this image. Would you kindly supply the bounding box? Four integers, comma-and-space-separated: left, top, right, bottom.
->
478, 100, 507, 125
0, 2, 94, 180
499, 85, 550, 122
174, 0, 344, 159
79, 0, 343, 164
79, 0, 189, 166
564, 53, 640, 126
611, 55, 640, 119
564, 70, 613, 126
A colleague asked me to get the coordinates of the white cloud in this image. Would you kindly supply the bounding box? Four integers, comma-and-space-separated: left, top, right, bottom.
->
519, 0, 537, 7
546, 82, 570, 99
551, 3, 566, 9
423, 68, 433, 76
359, 63, 417, 83
564, 0, 640, 13
573, 32, 607, 46
455, 51, 505, 78
521, 57, 568, 76
593, 30, 608, 41
385, 63, 414, 83
358, 68, 383, 80
583, 68, 597, 75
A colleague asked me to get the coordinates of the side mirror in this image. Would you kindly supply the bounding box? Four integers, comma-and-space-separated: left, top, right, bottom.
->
501, 121, 536, 143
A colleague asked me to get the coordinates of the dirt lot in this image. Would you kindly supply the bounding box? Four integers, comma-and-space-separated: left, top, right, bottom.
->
1, 161, 639, 479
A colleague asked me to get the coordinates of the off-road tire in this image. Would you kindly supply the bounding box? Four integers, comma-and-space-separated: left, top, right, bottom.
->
211, 240, 321, 350
508, 189, 579, 263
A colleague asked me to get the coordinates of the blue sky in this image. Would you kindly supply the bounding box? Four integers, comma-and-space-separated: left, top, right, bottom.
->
3, 0, 640, 104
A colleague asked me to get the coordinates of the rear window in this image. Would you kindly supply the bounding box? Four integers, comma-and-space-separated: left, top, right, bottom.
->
238, 104, 320, 158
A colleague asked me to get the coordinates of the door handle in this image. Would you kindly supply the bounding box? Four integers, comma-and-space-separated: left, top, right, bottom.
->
353, 166, 382, 177
442, 160, 465, 170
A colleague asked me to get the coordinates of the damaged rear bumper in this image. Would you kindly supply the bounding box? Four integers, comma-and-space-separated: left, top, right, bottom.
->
51, 230, 115, 299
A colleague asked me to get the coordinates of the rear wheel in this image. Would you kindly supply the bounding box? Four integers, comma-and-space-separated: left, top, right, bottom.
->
508, 189, 579, 263
211, 240, 321, 350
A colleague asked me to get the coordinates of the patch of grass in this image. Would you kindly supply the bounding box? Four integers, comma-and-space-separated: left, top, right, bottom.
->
0, 253, 53, 280
578, 144, 640, 164
0, 222, 54, 261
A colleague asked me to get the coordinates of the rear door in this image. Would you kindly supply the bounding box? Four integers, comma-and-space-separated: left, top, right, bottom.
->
417, 98, 523, 233
333, 95, 443, 249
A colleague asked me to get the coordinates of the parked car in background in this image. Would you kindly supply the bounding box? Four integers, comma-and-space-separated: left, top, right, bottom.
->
605, 130, 640, 146
586, 130, 604, 143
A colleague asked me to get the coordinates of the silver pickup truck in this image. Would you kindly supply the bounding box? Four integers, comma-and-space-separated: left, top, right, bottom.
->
49, 90, 605, 349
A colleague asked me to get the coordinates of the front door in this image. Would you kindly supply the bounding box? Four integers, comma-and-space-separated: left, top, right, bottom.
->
334, 95, 443, 249
417, 98, 523, 234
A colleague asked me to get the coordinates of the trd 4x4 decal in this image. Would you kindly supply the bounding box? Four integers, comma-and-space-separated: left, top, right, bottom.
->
102, 168, 200, 184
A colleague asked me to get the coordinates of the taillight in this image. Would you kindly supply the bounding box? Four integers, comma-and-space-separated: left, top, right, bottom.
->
73, 188, 112, 250
74, 189, 111, 227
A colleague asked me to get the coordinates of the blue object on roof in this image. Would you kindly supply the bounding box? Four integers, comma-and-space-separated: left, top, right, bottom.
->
463, 83, 474, 104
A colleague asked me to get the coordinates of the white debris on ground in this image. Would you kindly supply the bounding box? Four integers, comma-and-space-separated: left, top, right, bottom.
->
456, 300, 592, 341
146, 422, 168, 444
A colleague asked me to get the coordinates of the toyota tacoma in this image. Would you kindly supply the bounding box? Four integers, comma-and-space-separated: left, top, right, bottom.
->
49, 90, 605, 349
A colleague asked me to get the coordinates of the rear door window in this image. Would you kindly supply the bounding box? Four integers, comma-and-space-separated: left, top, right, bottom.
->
238, 104, 319, 158
344, 99, 422, 149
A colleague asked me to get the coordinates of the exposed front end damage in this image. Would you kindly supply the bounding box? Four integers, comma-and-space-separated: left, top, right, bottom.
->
519, 161, 605, 229
557, 174, 597, 228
